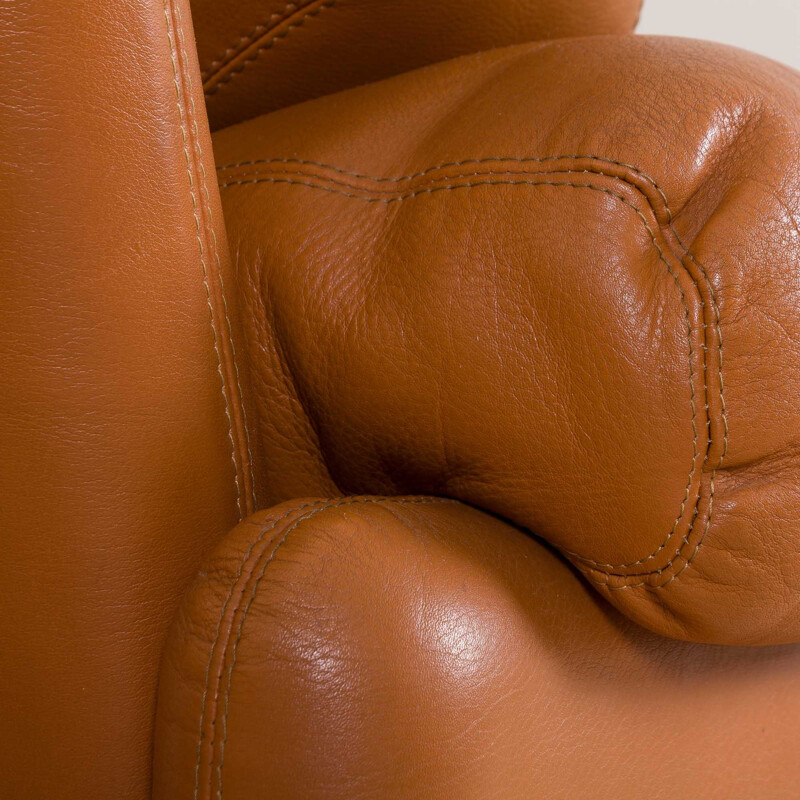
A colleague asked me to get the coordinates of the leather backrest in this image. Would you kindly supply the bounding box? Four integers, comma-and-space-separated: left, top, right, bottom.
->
213, 35, 800, 647
191, 0, 643, 129
0, 0, 255, 797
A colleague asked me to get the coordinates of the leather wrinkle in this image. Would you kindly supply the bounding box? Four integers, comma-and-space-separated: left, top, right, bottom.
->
194, 496, 451, 800
219, 156, 727, 583
165, 0, 256, 515
218, 155, 730, 493
203, 0, 339, 96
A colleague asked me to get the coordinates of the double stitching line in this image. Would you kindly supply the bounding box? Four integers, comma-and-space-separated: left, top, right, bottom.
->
201, 0, 300, 79
217, 165, 712, 583
218, 157, 726, 582
164, 0, 256, 517
203, 0, 337, 97
194, 496, 450, 800
216, 154, 672, 204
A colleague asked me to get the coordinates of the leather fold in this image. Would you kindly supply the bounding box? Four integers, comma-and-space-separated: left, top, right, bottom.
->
154, 495, 800, 799
213, 35, 800, 645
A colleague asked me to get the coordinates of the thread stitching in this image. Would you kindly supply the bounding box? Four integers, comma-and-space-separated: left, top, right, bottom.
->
201, 0, 300, 80
219, 157, 727, 576
217, 172, 706, 581
192, 499, 325, 800
216, 154, 673, 214
194, 496, 448, 799
681, 246, 728, 462
217, 171, 707, 581
163, 0, 244, 518
204, 0, 337, 97
174, 3, 257, 512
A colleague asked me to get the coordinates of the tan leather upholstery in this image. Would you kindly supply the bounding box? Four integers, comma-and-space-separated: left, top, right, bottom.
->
155, 498, 800, 799
0, 0, 255, 796
191, 0, 643, 129
212, 36, 800, 647
4, 0, 800, 797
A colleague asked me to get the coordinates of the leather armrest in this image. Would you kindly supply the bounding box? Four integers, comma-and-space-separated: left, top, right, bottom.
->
154, 496, 800, 799
213, 35, 800, 645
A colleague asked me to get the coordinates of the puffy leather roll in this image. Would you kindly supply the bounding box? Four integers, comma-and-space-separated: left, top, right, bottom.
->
213, 36, 800, 646
0, 0, 256, 796
191, 0, 642, 129
154, 497, 800, 799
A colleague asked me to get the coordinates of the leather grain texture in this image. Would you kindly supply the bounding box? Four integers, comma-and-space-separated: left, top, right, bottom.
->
154, 497, 800, 799
0, 0, 257, 796
213, 36, 800, 645
190, 0, 642, 129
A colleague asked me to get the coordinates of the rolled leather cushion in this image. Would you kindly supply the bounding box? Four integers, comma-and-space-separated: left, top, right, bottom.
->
191, 0, 643, 129
212, 35, 800, 646
154, 497, 800, 799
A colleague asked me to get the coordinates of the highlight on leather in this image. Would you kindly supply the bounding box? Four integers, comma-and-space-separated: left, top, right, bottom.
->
154, 497, 800, 798
212, 35, 800, 646
190, 0, 643, 128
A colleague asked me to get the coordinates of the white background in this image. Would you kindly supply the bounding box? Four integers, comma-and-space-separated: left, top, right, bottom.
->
638, 0, 800, 71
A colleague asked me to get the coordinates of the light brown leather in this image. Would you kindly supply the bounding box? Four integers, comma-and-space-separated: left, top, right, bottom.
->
191, 0, 643, 129
6, 0, 800, 796
0, 0, 257, 797
155, 497, 800, 799
213, 36, 800, 647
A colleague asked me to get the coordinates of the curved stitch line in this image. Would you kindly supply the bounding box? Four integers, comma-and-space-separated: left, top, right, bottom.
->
191, 499, 328, 800
219, 171, 715, 582
207, 496, 449, 799
163, 0, 245, 518
202, 0, 300, 80
174, 3, 257, 512
220, 156, 727, 572
679, 246, 728, 462
590, 481, 715, 590
204, 0, 337, 97
215, 154, 674, 215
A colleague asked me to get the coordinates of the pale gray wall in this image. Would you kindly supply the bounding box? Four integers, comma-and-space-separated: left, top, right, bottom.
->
637, 0, 800, 71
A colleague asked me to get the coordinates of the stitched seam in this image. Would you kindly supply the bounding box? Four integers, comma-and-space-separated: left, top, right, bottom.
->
201, 0, 302, 80
591, 479, 715, 589
204, 0, 337, 97
679, 246, 728, 462
163, 0, 244, 518
219, 170, 715, 582
199, 496, 449, 799
588, 240, 731, 587
192, 499, 328, 800
174, 3, 257, 512
215, 155, 673, 213
219, 157, 727, 575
